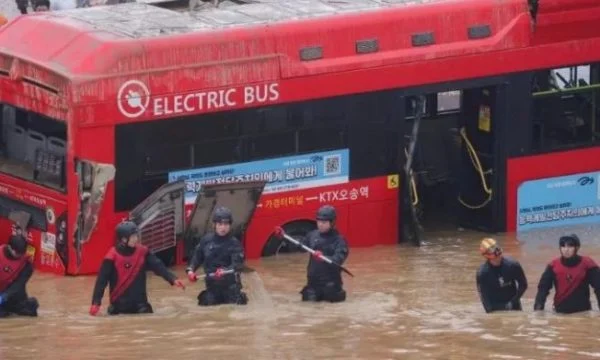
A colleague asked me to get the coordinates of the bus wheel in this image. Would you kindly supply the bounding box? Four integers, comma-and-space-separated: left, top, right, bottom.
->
261, 220, 316, 257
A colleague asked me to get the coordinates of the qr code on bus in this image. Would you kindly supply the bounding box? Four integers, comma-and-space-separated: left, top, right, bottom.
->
323, 154, 341, 176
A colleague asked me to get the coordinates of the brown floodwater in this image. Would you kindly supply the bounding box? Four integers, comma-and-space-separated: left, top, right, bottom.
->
2, 224, 600, 360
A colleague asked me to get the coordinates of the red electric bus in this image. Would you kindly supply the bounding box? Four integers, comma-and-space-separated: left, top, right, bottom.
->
0, 0, 599, 275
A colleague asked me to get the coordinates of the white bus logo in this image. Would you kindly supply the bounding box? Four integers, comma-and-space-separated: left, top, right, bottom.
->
117, 80, 151, 119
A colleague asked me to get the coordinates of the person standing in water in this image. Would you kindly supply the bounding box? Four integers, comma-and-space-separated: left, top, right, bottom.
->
0, 235, 39, 317
476, 238, 528, 313
186, 207, 248, 306
298, 205, 349, 303
534, 234, 600, 314
89, 221, 185, 316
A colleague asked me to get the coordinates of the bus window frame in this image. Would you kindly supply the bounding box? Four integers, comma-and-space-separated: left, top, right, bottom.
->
529, 61, 600, 154
0, 104, 68, 193
113, 89, 403, 212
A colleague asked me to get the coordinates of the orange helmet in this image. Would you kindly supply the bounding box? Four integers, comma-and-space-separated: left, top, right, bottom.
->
0, 15, 7, 26
480, 238, 502, 259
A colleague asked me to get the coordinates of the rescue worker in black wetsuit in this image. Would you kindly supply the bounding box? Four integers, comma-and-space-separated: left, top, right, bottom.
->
534, 234, 600, 314
300, 205, 349, 303
89, 221, 185, 316
476, 238, 528, 313
0, 235, 39, 317
186, 207, 248, 306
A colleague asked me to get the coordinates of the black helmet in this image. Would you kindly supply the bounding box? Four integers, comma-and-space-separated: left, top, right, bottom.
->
116, 221, 139, 242
212, 206, 233, 224
8, 234, 27, 256
316, 205, 336, 222
559, 234, 580, 248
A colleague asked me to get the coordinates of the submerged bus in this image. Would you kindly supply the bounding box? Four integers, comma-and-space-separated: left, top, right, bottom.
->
0, 0, 598, 275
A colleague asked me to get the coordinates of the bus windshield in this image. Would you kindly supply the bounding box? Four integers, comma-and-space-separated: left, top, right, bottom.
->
0, 104, 67, 191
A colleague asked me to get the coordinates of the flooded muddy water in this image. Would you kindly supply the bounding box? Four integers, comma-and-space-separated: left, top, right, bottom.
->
2, 225, 600, 360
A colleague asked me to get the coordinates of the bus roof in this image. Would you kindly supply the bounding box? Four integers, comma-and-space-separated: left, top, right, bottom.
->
0, 0, 597, 119
20, 0, 456, 39
0, 0, 529, 78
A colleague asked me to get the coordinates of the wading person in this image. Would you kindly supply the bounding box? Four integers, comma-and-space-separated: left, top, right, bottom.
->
534, 234, 600, 314
299, 205, 349, 303
89, 221, 185, 316
0, 234, 39, 317
186, 207, 248, 306
476, 238, 528, 313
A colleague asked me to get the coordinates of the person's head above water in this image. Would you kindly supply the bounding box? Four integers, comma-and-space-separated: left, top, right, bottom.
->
316, 205, 336, 233
480, 237, 503, 266
559, 234, 580, 259
212, 206, 232, 237
115, 221, 140, 248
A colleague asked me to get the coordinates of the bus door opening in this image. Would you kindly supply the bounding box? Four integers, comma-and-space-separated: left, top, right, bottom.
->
457, 86, 497, 232
401, 86, 499, 234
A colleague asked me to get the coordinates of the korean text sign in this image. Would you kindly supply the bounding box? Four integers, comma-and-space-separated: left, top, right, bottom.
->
517, 171, 600, 231
169, 149, 350, 204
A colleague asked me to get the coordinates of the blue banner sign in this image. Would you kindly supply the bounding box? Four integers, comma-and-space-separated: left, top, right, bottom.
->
169, 149, 350, 204
517, 171, 600, 231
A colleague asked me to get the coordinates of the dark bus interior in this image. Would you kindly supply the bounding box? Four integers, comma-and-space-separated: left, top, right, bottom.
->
402, 91, 464, 231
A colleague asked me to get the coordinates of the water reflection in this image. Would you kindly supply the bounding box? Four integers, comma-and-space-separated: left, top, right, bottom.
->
1, 226, 600, 359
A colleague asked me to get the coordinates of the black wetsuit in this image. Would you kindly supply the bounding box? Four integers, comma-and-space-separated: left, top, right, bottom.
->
300, 229, 349, 303
534, 255, 600, 314
91, 244, 177, 315
187, 232, 247, 306
476, 256, 528, 313
0, 246, 38, 317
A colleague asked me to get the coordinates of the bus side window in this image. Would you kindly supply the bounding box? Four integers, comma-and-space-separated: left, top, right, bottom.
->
298, 126, 347, 153
249, 129, 296, 159
244, 107, 296, 160
115, 89, 401, 211
531, 62, 600, 151
194, 138, 243, 167
437, 91, 461, 113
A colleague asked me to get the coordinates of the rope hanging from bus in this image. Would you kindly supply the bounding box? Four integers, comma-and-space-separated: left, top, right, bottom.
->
457, 127, 493, 209
404, 148, 419, 207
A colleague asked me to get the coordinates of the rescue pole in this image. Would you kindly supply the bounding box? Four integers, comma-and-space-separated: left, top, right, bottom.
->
195, 266, 255, 279
403, 95, 425, 247
273, 227, 355, 277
